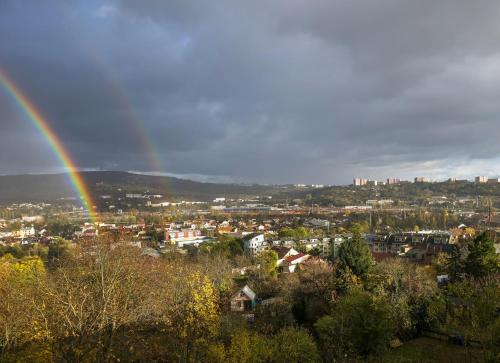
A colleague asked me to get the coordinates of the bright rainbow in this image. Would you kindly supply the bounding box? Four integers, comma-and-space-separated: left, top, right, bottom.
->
0, 68, 97, 222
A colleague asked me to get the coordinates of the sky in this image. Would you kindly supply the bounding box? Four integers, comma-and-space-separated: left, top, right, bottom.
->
2, 0, 500, 185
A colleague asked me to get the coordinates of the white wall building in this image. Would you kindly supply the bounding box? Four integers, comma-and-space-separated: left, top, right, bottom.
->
244, 234, 266, 256
20, 226, 35, 238
353, 178, 368, 186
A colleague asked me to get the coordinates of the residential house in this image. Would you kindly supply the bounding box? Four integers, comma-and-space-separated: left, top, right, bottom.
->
366, 234, 388, 253
271, 246, 299, 266
326, 234, 347, 259
280, 253, 310, 273
244, 233, 266, 256
271, 246, 311, 272
230, 285, 257, 312
19, 226, 35, 238
165, 229, 207, 247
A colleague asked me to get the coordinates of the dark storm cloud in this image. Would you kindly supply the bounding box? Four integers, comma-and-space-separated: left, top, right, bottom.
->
2, 0, 500, 183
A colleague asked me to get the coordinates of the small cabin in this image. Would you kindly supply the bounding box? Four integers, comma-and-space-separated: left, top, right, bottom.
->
230, 285, 257, 312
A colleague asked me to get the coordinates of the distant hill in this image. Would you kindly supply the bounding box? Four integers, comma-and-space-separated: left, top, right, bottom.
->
0, 171, 286, 203
299, 180, 500, 207
4, 172, 498, 208
0, 173, 75, 203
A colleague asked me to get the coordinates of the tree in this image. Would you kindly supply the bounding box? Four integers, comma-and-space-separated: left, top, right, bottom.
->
46, 221, 78, 239
270, 327, 320, 363
6, 221, 21, 232
224, 329, 270, 363
0, 242, 223, 362
0, 256, 48, 358
278, 227, 310, 239
367, 258, 441, 340
349, 222, 369, 234
201, 236, 244, 258
220, 327, 320, 363
315, 291, 393, 360
40, 239, 157, 362
226, 237, 244, 256
256, 250, 278, 278
197, 253, 235, 296
314, 316, 343, 361
444, 279, 500, 358
464, 232, 499, 280
287, 261, 349, 328
173, 272, 219, 362
47, 238, 73, 266
0, 244, 24, 259
447, 244, 464, 281
338, 234, 373, 277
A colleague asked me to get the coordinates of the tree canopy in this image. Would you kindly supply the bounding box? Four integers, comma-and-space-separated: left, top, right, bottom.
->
464, 232, 499, 279
338, 234, 374, 277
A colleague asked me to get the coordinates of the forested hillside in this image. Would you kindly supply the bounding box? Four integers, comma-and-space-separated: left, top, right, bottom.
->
0, 171, 285, 202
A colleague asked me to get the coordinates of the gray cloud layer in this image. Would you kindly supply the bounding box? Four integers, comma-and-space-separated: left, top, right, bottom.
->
1, 0, 500, 183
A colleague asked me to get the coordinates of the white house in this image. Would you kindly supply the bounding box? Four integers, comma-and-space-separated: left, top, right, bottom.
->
20, 226, 35, 238
280, 253, 311, 273
243, 234, 266, 256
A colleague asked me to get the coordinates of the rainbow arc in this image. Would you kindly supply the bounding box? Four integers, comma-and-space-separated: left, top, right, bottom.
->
0, 68, 97, 222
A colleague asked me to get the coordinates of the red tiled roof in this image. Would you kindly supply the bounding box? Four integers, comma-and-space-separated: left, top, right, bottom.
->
284, 253, 308, 263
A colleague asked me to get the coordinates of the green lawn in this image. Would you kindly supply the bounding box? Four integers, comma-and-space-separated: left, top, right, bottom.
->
377, 337, 489, 363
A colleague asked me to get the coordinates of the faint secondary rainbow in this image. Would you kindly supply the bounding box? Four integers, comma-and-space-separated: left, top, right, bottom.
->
57, 5, 168, 181
87, 56, 171, 188
0, 68, 97, 222
63, 19, 165, 175
103, 69, 166, 174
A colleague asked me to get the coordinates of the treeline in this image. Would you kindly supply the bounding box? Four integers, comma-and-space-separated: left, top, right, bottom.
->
305, 180, 500, 207
337, 209, 475, 233
0, 232, 499, 362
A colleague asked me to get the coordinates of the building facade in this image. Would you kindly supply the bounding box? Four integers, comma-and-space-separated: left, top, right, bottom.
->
244, 233, 266, 256
414, 177, 429, 183
353, 178, 368, 186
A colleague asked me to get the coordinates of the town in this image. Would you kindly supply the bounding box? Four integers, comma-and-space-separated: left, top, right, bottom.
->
0, 202, 480, 268
353, 175, 500, 186
0, 172, 499, 361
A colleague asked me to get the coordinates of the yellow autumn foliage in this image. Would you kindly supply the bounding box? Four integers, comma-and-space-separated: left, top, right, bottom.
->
0, 256, 49, 352
182, 272, 219, 339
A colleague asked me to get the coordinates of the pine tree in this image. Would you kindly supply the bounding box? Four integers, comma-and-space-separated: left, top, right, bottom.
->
464, 232, 499, 279
338, 233, 374, 277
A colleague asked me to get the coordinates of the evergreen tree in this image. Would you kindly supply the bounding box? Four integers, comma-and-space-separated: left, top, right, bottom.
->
338, 234, 374, 277
464, 232, 499, 279
447, 244, 464, 282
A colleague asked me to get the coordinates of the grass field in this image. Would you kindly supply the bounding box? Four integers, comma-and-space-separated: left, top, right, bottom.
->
378, 337, 489, 363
